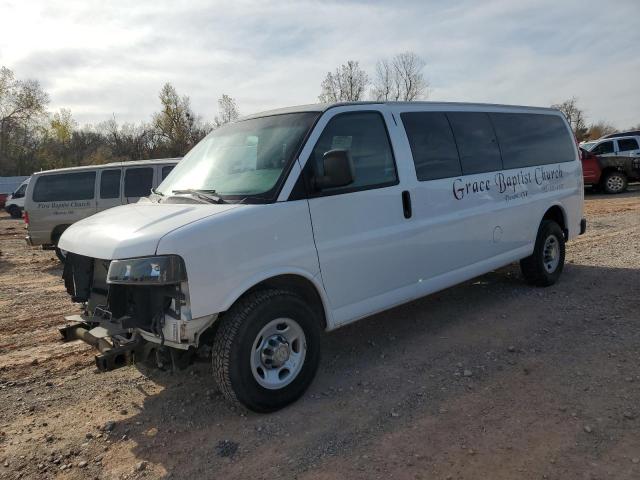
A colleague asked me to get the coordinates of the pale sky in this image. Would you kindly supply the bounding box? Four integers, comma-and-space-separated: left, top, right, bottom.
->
1, 0, 639, 128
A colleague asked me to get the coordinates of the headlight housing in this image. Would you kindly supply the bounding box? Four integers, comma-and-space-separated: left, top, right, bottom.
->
107, 255, 186, 285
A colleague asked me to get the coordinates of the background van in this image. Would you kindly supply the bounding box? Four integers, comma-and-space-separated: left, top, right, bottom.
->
24, 158, 180, 260
3, 178, 30, 218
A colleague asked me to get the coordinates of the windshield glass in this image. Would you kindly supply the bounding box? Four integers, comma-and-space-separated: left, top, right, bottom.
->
157, 112, 319, 201
580, 141, 596, 151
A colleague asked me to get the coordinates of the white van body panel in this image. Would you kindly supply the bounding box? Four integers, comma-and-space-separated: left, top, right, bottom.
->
156, 201, 323, 321
58, 102, 583, 335
58, 201, 239, 260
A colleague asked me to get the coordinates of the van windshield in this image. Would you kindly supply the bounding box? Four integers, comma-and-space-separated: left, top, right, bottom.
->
157, 112, 319, 202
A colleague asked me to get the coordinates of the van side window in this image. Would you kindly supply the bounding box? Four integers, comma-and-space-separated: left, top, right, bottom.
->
618, 138, 639, 152
33, 172, 96, 202
490, 113, 576, 168
100, 169, 121, 199
401, 112, 462, 181
124, 167, 153, 197
592, 141, 614, 155
310, 111, 397, 192
446, 112, 502, 175
161, 165, 174, 180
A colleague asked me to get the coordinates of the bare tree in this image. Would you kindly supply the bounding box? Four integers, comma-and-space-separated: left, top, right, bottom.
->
372, 52, 428, 101
214, 94, 240, 127
152, 83, 200, 156
318, 60, 368, 102
585, 121, 617, 141
551, 97, 588, 141
0, 66, 49, 175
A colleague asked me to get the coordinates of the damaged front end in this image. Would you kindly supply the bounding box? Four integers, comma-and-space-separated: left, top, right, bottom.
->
61, 253, 215, 372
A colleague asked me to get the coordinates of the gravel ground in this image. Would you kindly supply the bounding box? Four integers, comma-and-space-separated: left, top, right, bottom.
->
0, 186, 639, 480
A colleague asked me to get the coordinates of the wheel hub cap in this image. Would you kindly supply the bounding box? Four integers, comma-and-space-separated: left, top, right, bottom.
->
250, 318, 307, 390
543, 235, 560, 273
261, 335, 290, 368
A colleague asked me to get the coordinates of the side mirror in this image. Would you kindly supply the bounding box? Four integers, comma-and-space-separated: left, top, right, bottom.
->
314, 149, 355, 190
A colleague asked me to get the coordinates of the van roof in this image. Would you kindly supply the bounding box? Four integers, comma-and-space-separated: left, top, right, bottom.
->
33, 158, 181, 176
243, 101, 560, 119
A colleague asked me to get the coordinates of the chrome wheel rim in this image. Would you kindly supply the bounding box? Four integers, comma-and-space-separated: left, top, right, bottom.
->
250, 318, 306, 390
606, 175, 624, 192
542, 235, 560, 273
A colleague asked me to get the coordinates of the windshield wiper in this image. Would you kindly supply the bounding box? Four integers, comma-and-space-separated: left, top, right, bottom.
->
171, 189, 226, 204
151, 188, 164, 196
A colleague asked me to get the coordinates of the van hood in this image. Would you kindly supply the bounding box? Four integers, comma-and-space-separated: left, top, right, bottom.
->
58, 201, 240, 259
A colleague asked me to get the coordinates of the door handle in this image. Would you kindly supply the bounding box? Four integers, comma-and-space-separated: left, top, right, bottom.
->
401, 190, 412, 219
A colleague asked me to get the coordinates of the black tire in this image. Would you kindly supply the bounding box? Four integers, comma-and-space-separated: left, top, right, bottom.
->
212, 289, 321, 412
55, 245, 67, 263
520, 220, 565, 287
7, 205, 21, 219
601, 171, 627, 194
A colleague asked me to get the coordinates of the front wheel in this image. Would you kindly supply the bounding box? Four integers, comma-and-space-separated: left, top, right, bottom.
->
7, 205, 21, 219
212, 289, 321, 412
55, 245, 67, 263
602, 171, 627, 194
520, 220, 565, 287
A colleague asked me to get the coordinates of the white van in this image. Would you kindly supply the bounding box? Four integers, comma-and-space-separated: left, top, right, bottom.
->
58, 102, 585, 412
4, 178, 30, 218
24, 159, 180, 260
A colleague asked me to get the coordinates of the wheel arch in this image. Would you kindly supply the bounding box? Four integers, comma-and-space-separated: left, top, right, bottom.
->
542, 204, 568, 240
220, 270, 332, 330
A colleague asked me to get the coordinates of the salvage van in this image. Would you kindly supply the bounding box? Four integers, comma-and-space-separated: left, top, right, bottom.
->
58, 102, 585, 412
24, 159, 180, 261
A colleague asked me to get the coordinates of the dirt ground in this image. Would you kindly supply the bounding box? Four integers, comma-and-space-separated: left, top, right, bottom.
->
0, 186, 639, 480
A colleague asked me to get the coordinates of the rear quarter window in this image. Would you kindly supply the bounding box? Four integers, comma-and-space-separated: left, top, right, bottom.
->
490, 113, 575, 168
617, 138, 639, 152
33, 172, 96, 202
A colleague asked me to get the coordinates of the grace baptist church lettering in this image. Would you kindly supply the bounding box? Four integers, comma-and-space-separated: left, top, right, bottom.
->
452, 165, 564, 200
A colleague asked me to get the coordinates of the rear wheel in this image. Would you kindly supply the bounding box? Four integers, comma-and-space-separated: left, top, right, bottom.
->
520, 220, 565, 287
602, 171, 627, 194
212, 289, 321, 412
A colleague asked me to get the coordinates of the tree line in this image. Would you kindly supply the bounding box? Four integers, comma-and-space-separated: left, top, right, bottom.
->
0, 67, 240, 176
0, 57, 636, 176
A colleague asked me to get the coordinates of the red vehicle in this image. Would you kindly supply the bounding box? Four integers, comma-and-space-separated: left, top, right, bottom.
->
580, 147, 602, 186
0, 193, 7, 209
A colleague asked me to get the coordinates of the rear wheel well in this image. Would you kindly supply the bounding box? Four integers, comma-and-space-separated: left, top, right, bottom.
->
600, 167, 625, 179
542, 206, 567, 239
241, 275, 327, 330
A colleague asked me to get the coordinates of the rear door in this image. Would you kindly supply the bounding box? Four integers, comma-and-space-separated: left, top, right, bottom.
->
97, 168, 122, 211
400, 110, 505, 280
617, 137, 640, 158
303, 107, 420, 325
123, 166, 154, 203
